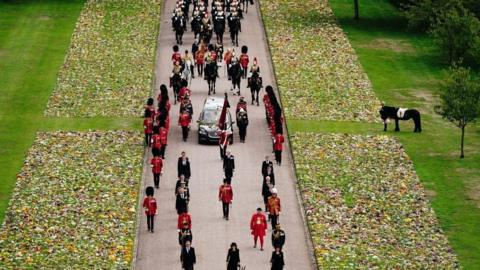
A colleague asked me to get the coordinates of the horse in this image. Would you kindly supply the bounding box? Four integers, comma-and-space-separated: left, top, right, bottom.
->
182, 59, 193, 86
200, 24, 213, 44
229, 62, 243, 95
228, 16, 241, 47
173, 16, 185, 45
204, 61, 218, 95
379, 105, 422, 132
191, 16, 202, 39
170, 72, 183, 104
248, 72, 263, 106
213, 16, 226, 44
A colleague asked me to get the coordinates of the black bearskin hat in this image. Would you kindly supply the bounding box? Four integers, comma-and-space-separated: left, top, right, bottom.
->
241, 45, 248, 54
173, 45, 179, 52
147, 97, 154, 106
146, 186, 154, 196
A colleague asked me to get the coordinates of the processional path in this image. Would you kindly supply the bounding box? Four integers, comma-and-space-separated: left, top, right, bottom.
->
133, 0, 316, 269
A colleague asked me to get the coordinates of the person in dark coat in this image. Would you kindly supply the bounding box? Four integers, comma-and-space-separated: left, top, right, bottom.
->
176, 175, 188, 195
179, 222, 193, 246
263, 165, 275, 186
181, 241, 196, 270
236, 108, 249, 143
176, 182, 190, 214
261, 155, 274, 177
223, 151, 235, 180
177, 151, 191, 180
271, 224, 286, 250
262, 177, 273, 213
270, 247, 285, 270
226, 242, 240, 270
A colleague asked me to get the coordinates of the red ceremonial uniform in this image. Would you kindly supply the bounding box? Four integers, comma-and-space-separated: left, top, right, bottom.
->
179, 87, 191, 103
144, 118, 153, 134
236, 102, 247, 113
218, 184, 233, 203
164, 116, 171, 132
210, 51, 217, 61
151, 156, 163, 174
179, 113, 191, 127
159, 127, 168, 145
273, 134, 285, 151
195, 50, 205, 65
240, 54, 249, 69
177, 212, 192, 230
250, 213, 267, 237
143, 197, 157, 215
172, 52, 182, 64
151, 134, 162, 150
267, 196, 281, 215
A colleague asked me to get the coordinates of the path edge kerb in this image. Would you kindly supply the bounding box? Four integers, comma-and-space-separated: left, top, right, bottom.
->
131, 0, 165, 268
255, 1, 319, 269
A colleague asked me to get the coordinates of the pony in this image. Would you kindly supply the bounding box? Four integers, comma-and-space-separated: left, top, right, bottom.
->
248, 72, 263, 106
213, 14, 226, 44
379, 105, 422, 132
228, 15, 241, 47
173, 16, 185, 45
204, 61, 218, 95
229, 61, 243, 95
182, 58, 193, 86
170, 72, 183, 104
191, 15, 202, 40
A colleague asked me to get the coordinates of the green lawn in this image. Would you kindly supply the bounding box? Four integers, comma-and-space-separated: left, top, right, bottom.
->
314, 0, 480, 268
0, 1, 139, 223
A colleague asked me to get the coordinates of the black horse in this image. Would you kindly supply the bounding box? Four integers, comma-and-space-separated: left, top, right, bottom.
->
173, 16, 185, 45
170, 73, 183, 104
379, 105, 422, 132
214, 15, 226, 44
248, 73, 262, 106
229, 61, 243, 95
191, 16, 202, 40
204, 62, 218, 95
228, 16, 241, 47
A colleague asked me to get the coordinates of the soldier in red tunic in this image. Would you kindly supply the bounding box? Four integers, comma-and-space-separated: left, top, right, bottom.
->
151, 126, 162, 157
239, 45, 249, 79
267, 188, 281, 228
178, 211, 192, 231
143, 186, 157, 233
179, 109, 191, 142
143, 113, 154, 147
218, 179, 233, 220
250, 207, 268, 250
150, 156, 163, 188
172, 44, 182, 64
159, 125, 168, 159
273, 133, 285, 166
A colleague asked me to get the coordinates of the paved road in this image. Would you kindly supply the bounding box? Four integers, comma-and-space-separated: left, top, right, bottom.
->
134, 1, 315, 269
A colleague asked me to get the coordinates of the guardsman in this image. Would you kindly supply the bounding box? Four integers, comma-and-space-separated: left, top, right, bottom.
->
273, 133, 285, 165
178, 211, 192, 231
271, 224, 286, 250
179, 109, 191, 142
239, 45, 249, 79
250, 207, 268, 251
195, 42, 206, 76
143, 186, 157, 233
172, 45, 182, 64
143, 112, 154, 147
267, 188, 281, 228
150, 155, 163, 189
151, 126, 162, 157
223, 151, 235, 181
218, 179, 233, 220
159, 125, 168, 158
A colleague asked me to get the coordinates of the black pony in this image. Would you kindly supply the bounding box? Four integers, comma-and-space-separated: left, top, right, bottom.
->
228, 15, 241, 47
379, 105, 422, 132
173, 16, 184, 45
229, 61, 243, 95
248, 72, 262, 106
204, 62, 218, 95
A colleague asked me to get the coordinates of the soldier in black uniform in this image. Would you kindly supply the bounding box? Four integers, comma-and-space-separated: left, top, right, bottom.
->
223, 151, 235, 182
271, 224, 286, 250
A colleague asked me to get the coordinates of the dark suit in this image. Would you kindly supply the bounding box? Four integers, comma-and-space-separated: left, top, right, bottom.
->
270, 251, 285, 270
178, 157, 191, 179
223, 155, 235, 179
181, 247, 196, 270
226, 248, 240, 270
262, 160, 274, 176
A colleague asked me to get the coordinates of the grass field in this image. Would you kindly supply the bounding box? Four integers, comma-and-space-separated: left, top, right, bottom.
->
0, 1, 139, 224
288, 0, 480, 268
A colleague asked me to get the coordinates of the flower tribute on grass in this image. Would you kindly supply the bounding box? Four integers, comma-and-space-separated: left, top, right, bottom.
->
260, 0, 380, 122
292, 133, 458, 269
45, 0, 162, 117
0, 131, 143, 268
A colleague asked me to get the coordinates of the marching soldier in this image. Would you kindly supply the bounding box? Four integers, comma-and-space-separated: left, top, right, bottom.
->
176, 182, 190, 214
239, 46, 249, 79
250, 207, 268, 251
267, 188, 281, 228
179, 109, 192, 142
143, 112, 154, 147
223, 151, 235, 181
218, 179, 233, 220
271, 224, 286, 250
151, 126, 162, 157
159, 125, 168, 159
178, 211, 192, 231
150, 155, 163, 189
143, 186, 157, 233
236, 107, 248, 143
172, 45, 182, 65
273, 132, 285, 165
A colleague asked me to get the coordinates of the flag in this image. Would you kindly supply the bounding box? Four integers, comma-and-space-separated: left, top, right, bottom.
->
218, 93, 230, 130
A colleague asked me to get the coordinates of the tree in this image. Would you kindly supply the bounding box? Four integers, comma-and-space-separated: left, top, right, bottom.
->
430, 7, 480, 64
435, 66, 480, 158
354, 0, 359, 20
